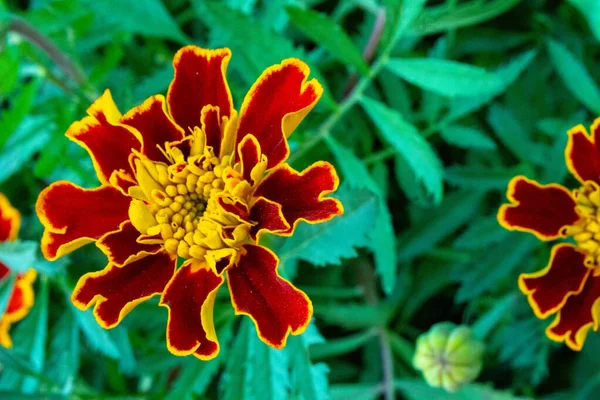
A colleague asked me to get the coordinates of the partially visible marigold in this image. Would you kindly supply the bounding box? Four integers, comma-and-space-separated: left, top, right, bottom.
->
0, 194, 36, 348
497, 118, 600, 351
36, 46, 343, 359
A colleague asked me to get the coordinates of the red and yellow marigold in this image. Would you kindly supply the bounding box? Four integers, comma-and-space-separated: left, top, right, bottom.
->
36, 46, 343, 359
0, 194, 36, 348
498, 118, 600, 351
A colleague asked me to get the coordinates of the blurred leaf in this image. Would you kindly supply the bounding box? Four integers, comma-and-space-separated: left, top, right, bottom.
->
110, 327, 136, 375
471, 294, 517, 340
395, 380, 530, 399
310, 330, 377, 361
382, 0, 428, 49
440, 125, 497, 150
546, 38, 600, 115
287, 6, 369, 74
316, 302, 390, 329
326, 136, 397, 294
280, 185, 377, 266
412, 0, 521, 35
331, 383, 382, 400
84, 0, 187, 43
568, 0, 600, 41
0, 79, 41, 148
133, 64, 173, 104
251, 337, 290, 400
445, 164, 533, 191
361, 96, 444, 205
71, 305, 120, 359
0, 273, 16, 317
45, 312, 79, 395
290, 331, 330, 400
220, 320, 254, 400
0, 50, 19, 97
387, 58, 502, 97
454, 215, 509, 250
0, 241, 37, 274
397, 190, 484, 262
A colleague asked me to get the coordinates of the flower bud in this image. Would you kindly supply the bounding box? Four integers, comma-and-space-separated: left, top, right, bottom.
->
413, 322, 484, 393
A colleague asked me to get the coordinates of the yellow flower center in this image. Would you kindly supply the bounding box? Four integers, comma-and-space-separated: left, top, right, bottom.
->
128, 117, 266, 274
566, 182, 600, 265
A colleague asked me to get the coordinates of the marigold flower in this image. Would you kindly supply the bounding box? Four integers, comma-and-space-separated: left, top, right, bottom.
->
413, 323, 484, 393
0, 194, 36, 348
497, 119, 600, 351
36, 46, 343, 359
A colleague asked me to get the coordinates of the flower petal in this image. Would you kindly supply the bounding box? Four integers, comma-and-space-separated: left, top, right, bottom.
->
566, 121, 600, 184
249, 197, 290, 241
36, 181, 131, 261
254, 161, 343, 235
0, 193, 20, 242
0, 269, 36, 348
160, 261, 223, 360
167, 46, 233, 133
72, 252, 175, 328
237, 59, 323, 169
497, 176, 578, 240
546, 272, 600, 351
201, 105, 222, 155
121, 95, 185, 163
519, 244, 590, 319
227, 244, 312, 349
66, 90, 141, 184
97, 221, 163, 266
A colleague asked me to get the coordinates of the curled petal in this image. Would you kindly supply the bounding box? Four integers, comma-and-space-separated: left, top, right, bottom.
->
201, 105, 222, 155
546, 273, 600, 351
566, 121, 600, 184
66, 90, 141, 183
249, 197, 290, 241
0, 193, 20, 242
497, 176, 579, 240
227, 244, 312, 349
72, 252, 175, 328
167, 46, 233, 133
97, 221, 163, 266
254, 162, 343, 235
160, 261, 223, 360
36, 182, 131, 260
121, 95, 185, 163
519, 244, 590, 319
237, 59, 323, 169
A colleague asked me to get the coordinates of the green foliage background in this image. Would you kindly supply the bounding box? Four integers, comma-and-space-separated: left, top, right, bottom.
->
0, 0, 598, 398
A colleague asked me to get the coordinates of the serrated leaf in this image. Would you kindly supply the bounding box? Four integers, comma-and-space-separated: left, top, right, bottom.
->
360, 96, 444, 205
251, 338, 290, 400
0, 241, 37, 274
286, 6, 369, 74
325, 137, 396, 294
412, 0, 521, 35
397, 190, 484, 262
220, 320, 254, 400
71, 305, 120, 359
387, 58, 502, 97
279, 184, 377, 266
290, 330, 330, 400
84, 0, 187, 43
440, 125, 497, 150
546, 38, 600, 115
45, 312, 79, 395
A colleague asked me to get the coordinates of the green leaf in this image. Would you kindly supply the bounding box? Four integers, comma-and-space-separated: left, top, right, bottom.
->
546, 38, 600, 115
0, 273, 16, 317
471, 294, 517, 340
84, 0, 188, 43
387, 58, 502, 97
440, 125, 497, 150
568, 0, 600, 41
412, 0, 521, 35
45, 312, 79, 395
110, 327, 136, 375
316, 302, 391, 329
331, 383, 382, 400
220, 320, 254, 400
310, 330, 377, 362
325, 137, 397, 294
0, 49, 19, 97
445, 164, 534, 191
0, 79, 41, 149
395, 380, 529, 400
279, 184, 377, 266
382, 0, 428, 49
251, 336, 290, 400
289, 328, 330, 400
454, 215, 509, 250
397, 190, 485, 262
71, 306, 120, 359
361, 96, 444, 206
286, 6, 369, 74
133, 64, 173, 105
0, 241, 37, 274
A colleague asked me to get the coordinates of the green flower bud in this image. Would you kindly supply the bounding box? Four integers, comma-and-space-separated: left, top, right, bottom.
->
413, 322, 484, 393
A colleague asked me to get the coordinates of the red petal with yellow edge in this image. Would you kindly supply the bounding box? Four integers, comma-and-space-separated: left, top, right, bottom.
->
566, 122, 600, 184
121, 95, 185, 163
97, 221, 162, 266
0, 193, 20, 242
201, 105, 222, 155
5, 270, 36, 316
497, 176, 578, 241
36, 181, 131, 261
249, 197, 290, 241
238, 134, 262, 185
519, 244, 590, 319
254, 162, 342, 235
546, 272, 600, 351
160, 261, 223, 360
167, 47, 233, 133
227, 244, 312, 349
66, 90, 141, 184
237, 59, 323, 169
72, 251, 175, 328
